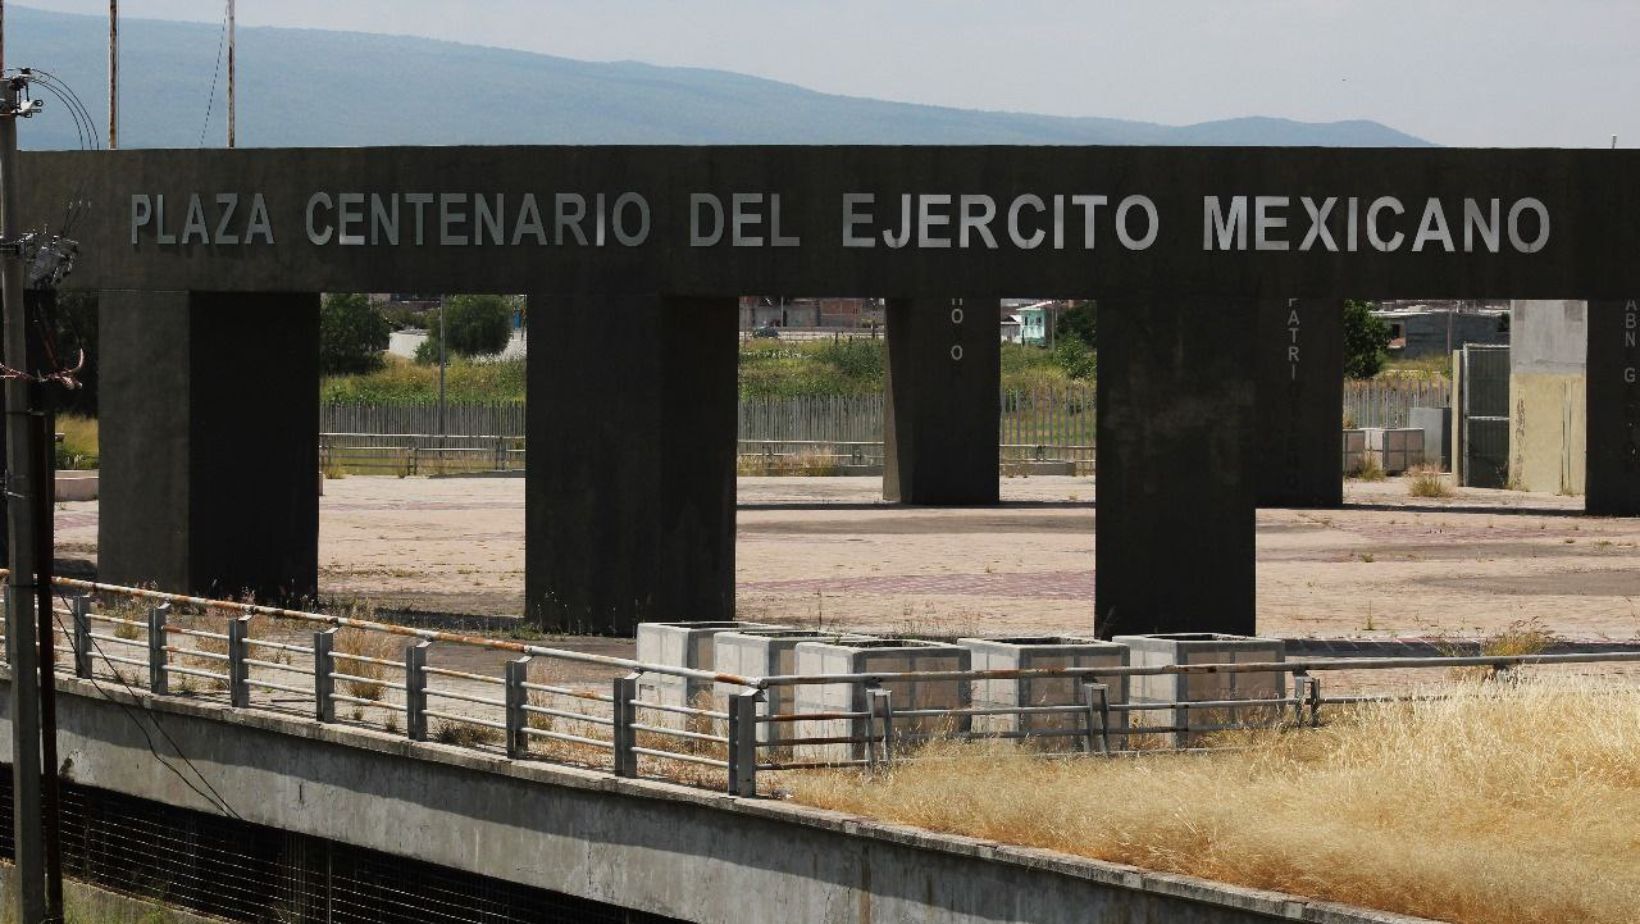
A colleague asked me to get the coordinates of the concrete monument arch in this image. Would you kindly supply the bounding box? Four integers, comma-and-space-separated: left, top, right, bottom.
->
26, 145, 1640, 634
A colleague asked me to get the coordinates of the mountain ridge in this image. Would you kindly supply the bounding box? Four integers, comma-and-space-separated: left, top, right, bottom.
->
6, 4, 1433, 150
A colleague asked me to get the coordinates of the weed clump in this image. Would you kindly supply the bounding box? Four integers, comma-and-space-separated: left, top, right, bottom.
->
1349, 457, 1386, 482
334, 627, 398, 701
1407, 465, 1454, 498
434, 722, 503, 748
737, 449, 844, 477
1444, 618, 1557, 682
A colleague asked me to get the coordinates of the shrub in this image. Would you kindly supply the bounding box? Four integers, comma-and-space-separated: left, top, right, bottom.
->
1054, 299, 1097, 349
1407, 465, 1454, 498
1053, 337, 1096, 380
1349, 457, 1386, 482
320, 293, 391, 375
812, 338, 885, 383
738, 338, 884, 399
418, 295, 515, 362
1343, 299, 1391, 379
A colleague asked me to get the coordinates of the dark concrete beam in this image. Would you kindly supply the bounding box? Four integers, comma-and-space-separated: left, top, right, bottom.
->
1096, 296, 1258, 637
1586, 299, 1640, 514
884, 297, 1001, 505
98, 291, 319, 601
526, 294, 738, 634
1255, 298, 1344, 508
33, 147, 1640, 300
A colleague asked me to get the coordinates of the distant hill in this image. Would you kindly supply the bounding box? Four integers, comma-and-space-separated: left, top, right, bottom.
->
5, 5, 1432, 150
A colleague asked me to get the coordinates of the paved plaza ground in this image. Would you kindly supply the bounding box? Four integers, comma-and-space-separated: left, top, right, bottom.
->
52, 474, 1640, 645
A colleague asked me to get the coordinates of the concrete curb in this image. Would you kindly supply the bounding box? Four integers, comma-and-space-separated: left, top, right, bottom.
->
19, 671, 1438, 924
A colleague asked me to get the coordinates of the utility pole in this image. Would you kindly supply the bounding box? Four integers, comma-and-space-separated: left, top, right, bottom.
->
0, 31, 51, 924
32, 303, 62, 924
437, 297, 447, 440
226, 0, 235, 148
107, 0, 117, 148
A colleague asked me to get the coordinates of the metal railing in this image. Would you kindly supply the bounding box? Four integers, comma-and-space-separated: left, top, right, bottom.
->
322, 436, 1098, 476
10, 578, 1639, 801
320, 434, 526, 476
25, 579, 756, 788
733, 439, 1097, 475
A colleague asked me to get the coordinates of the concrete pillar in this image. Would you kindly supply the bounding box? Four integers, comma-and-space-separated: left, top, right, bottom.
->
526, 294, 738, 634
1586, 298, 1640, 514
884, 296, 1000, 504
98, 291, 320, 601
1095, 295, 1258, 637
1255, 298, 1344, 507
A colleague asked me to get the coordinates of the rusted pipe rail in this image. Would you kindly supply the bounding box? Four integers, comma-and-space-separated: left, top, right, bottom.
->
48, 577, 760, 688
756, 651, 1640, 687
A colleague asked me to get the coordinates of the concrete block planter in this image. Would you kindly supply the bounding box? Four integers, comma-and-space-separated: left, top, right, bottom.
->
712, 630, 875, 745
958, 636, 1128, 749
792, 638, 971, 761
1112, 633, 1286, 747
1341, 428, 1367, 474
1364, 427, 1426, 474
55, 470, 99, 502
633, 621, 778, 722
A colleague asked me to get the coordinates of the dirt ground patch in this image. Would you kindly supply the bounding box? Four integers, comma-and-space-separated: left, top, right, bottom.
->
51, 474, 1640, 645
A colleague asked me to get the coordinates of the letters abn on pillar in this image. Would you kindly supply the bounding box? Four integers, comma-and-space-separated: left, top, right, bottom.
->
884, 296, 1001, 505
1586, 299, 1640, 515
526, 294, 738, 634
1096, 295, 1259, 638
98, 291, 320, 602
1255, 298, 1345, 508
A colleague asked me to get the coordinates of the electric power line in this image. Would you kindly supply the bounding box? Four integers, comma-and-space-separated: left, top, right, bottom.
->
52, 599, 244, 821
198, 0, 229, 146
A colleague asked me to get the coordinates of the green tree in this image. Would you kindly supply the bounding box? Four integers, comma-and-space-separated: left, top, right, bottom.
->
447, 295, 514, 356
1343, 299, 1391, 379
1054, 300, 1097, 349
319, 293, 390, 375
1053, 337, 1097, 380
413, 335, 441, 365
51, 290, 100, 417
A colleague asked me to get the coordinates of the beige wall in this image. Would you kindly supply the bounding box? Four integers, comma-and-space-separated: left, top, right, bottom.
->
1509, 372, 1585, 494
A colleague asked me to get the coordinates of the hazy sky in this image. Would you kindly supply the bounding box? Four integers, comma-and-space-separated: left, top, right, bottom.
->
15, 1, 1640, 147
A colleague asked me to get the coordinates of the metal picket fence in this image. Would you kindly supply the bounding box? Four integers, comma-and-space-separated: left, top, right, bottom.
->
323, 378, 1440, 475
1342, 377, 1449, 429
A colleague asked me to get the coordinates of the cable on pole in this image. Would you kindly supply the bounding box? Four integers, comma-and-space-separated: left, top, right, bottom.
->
198, 0, 229, 146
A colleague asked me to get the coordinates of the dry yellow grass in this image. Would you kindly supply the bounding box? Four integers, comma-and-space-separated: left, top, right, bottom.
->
786, 676, 1640, 924
1349, 456, 1387, 482
1444, 618, 1556, 682
334, 627, 399, 701
736, 449, 843, 476
1407, 465, 1455, 498
170, 610, 249, 693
